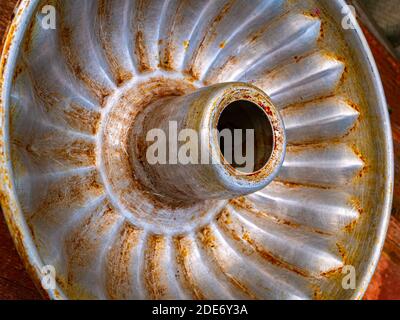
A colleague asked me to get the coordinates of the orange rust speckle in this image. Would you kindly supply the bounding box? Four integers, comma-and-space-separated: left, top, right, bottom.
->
198, 226, 216, 249
98, 0, 133, 85
343, 197, 362, 232
320, 266, 344, 278
312, 284, 324, 300
160, 45, 175, 71
185, 0, 235, 80
336, 242, 349, 264
28, 170, 104, 224
183, 40, 189, 50
64, 202, 118, 292
59, 24, 111, 106
105, 223, 142, 299
135, 30, 152, 73
216, 208, 309, 278
230, 197, 299, 229
63, 103, 101, 135
197, 225, 257, 299
144, 234, 167, 299
258, 102, 273, 116
102, 77, 197, 213
26, 138, 96, 168
350, 144, 368, 178
174, 236, 205, 300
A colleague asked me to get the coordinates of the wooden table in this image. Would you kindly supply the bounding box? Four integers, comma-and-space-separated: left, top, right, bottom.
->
0, 0, 399, 300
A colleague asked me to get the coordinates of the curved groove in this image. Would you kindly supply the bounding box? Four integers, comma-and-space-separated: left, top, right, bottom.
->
282, 97, 359, 144
184, 0, 281, 80
20, 9, 101, 110
11, 118, 96, 174
22, 60, 102, 133
25, 168, 104, 224
16, 13, 103, 136
63, 199, 124, 299
173, 234, 237, 300
27, 195, 106, 285
278, 143, 364, 187
205, 12, 319, 84
251, 52, 345, 108
182, 0, 236, 79
215, 212, 313, 299
225, 204, 344, 278
143, 234, 186, 299
59, 0, 116, 106
133, 0, 168, 72
197, 0, 285, 82
97, 0, 136, 85
158, 0, 210, 71
247, 181, 360, 233
105, 222, 145, 299
12, 70, 101, 137
198, 224, 307, 299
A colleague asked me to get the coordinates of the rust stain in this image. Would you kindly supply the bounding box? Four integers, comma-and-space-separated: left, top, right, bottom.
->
134, 0, 153, 73
311, 284, 324, 300
350, 143, 368, 179
0, 0, 54, 300
198, 226, 216, 249
143, 234, 167, 299
59, 24, 111, 107
28, 170, 103, 227
230, 197, 300, 229
135, 30, 152, 73
185, 0, 235, 80
24, 137, 96, 169
174, 236, 205, 300
63, 103, 101, 135
64, 201, 119, 288
102, 77, 197, 213
216, 209, 310, 278
319, 266, 343, 278
343, 197, 363, 233
336, 242, 349, 265
105, 223, 142, 299
160, 45, 175, 71
197, 226, 257, 299
97, 0, 133, 85
203, 54, 238, 85
159, 1, 186, 71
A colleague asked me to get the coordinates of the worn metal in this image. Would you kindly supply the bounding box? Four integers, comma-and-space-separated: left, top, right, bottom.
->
0, 0, 393, 300
131, 82, 286, 202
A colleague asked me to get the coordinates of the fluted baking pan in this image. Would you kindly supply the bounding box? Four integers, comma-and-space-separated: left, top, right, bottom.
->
0, 0, 393, 299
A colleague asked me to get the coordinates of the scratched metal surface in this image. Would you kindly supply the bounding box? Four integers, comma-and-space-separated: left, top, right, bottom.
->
0, 0, 393, 299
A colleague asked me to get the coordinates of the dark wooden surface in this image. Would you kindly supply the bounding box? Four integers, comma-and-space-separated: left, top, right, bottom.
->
0, 0, 399, 300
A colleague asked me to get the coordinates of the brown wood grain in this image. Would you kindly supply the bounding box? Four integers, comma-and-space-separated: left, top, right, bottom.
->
0, 0, 399, 300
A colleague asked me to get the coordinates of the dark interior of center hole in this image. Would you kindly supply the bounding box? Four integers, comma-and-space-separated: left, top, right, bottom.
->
217, 100, 273, 173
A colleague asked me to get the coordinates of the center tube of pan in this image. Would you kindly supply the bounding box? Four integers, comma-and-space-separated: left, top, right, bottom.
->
130, 82, 286, 203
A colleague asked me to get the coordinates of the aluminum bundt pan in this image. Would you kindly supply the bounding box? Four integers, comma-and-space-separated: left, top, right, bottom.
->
0, 0, 393, 300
